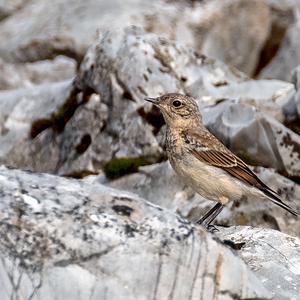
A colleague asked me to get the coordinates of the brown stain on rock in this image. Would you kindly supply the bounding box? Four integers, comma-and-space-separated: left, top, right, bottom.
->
282, 132, 300, 159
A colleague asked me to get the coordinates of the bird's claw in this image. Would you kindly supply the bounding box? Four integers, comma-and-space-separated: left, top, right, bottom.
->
198, 223, 219, 233
206, 224, 219, 233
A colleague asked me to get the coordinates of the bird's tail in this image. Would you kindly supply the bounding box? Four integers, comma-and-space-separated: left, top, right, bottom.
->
262, 187, 298, 216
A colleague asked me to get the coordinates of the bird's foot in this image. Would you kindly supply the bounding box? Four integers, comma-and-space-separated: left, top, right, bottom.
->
199, 223, 219, 233
206, 224, 219, 233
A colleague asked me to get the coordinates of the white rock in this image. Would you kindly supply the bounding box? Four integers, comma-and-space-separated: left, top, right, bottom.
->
0, 166, 271, 300
0, 56, 76, 90
219, 226, 300, 300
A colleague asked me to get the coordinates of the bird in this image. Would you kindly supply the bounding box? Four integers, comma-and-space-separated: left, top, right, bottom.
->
145, 93, 298, 230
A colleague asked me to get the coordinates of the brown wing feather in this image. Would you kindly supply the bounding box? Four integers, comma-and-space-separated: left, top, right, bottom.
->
185, 130, 298, 216
190, 148, 265, 189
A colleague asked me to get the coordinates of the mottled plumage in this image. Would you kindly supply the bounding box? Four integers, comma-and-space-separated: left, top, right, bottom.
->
145, 93, 297, 229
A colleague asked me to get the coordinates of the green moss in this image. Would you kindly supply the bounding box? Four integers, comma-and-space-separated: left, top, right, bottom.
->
236, 152, 259, 166
104, 157, 151, 180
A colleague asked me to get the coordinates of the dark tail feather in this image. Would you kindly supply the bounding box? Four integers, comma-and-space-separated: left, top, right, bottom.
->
262, 188, 298, 216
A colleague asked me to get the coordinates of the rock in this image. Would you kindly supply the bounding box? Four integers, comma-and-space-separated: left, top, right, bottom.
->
259, 19, 300, 81
0, 80, 73, 164
0, 0, 271, 77
1, 27, 299, 179
0, 27, 247, 175
0, 166, 271, 300
108, 162, 300, 238
203, 79, 295, 122
76, 27, 247, 101
0, 0, 26, 20
254, 0, 296, 78
218, 226, 300, 300
199, 0, 271, 75
290, 65, 300, 118
202, 99, 300, 178
0, 0, 193, 62
107, 161, 190, 210
0, 56, 76, 90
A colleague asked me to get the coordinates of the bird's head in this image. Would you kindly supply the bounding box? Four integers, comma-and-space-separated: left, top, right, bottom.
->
145, 93, 202, 128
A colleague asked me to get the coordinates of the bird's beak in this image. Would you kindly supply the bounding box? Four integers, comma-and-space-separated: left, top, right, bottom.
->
145, 97, 159, 105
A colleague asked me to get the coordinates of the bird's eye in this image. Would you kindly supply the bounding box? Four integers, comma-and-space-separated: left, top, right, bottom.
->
172, 100, 182, 108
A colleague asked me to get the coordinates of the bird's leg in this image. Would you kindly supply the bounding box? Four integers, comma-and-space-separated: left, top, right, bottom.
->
196, 203, 224, 232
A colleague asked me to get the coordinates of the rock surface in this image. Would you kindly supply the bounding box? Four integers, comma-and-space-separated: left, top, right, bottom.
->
202, 99, 300, 178
0, 80, 73, 162
0, 0, 273, 77
219, 226, 300, 300
0, 27, 248, 175
199, 0, 271, 75
0, 56, 76, 90
259, 14, 300, 81
0, 166, 271, 300
0, 0, 298, 79
0, 0, 26, 20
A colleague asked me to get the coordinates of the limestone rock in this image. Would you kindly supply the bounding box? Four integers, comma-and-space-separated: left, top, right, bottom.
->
202, 99, 300, 178
219, 226, 300, 300
0, 0, 197, 62
0, 27, 247, 175
0, 0, 26, 20
203, 79, 295, 122
259, 19, 300, 81
0, 56, 76, 90
290, 65, 300, 118
1, 27, 299, 181
199, 0, 271, 75
0, 80, 73, 164
0, 0, 271, 77
0, 166, 271, 300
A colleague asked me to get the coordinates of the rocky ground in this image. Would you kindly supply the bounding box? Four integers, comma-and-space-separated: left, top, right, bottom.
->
0, 0, 300, 299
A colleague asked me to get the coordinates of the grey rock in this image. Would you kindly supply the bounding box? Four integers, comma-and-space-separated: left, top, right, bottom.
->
0, 80, 73, 163
0, 166, 271, 300
108, 162, 300, 238
108, 161, 190, 211
77, 26, 246, 102
259, 18, 300, 81
199, 0, 271, 75
218, 226, 300, 300
204, 79, 295, 122
0, 0, 195, 62
202, 99, 300, 178
0, 27, 247, 175
0, 0, 26, 20
1, 27, 299, 180
0, 56, 76, 90
290, 65, 300, 117
0, 0, 271, 77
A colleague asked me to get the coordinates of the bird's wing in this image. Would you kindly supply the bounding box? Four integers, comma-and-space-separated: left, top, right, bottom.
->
189, 147, 264, 188
183, 131, 298, 215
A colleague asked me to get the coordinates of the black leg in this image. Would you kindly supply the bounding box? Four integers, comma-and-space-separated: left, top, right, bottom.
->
196, 203, 224, 231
